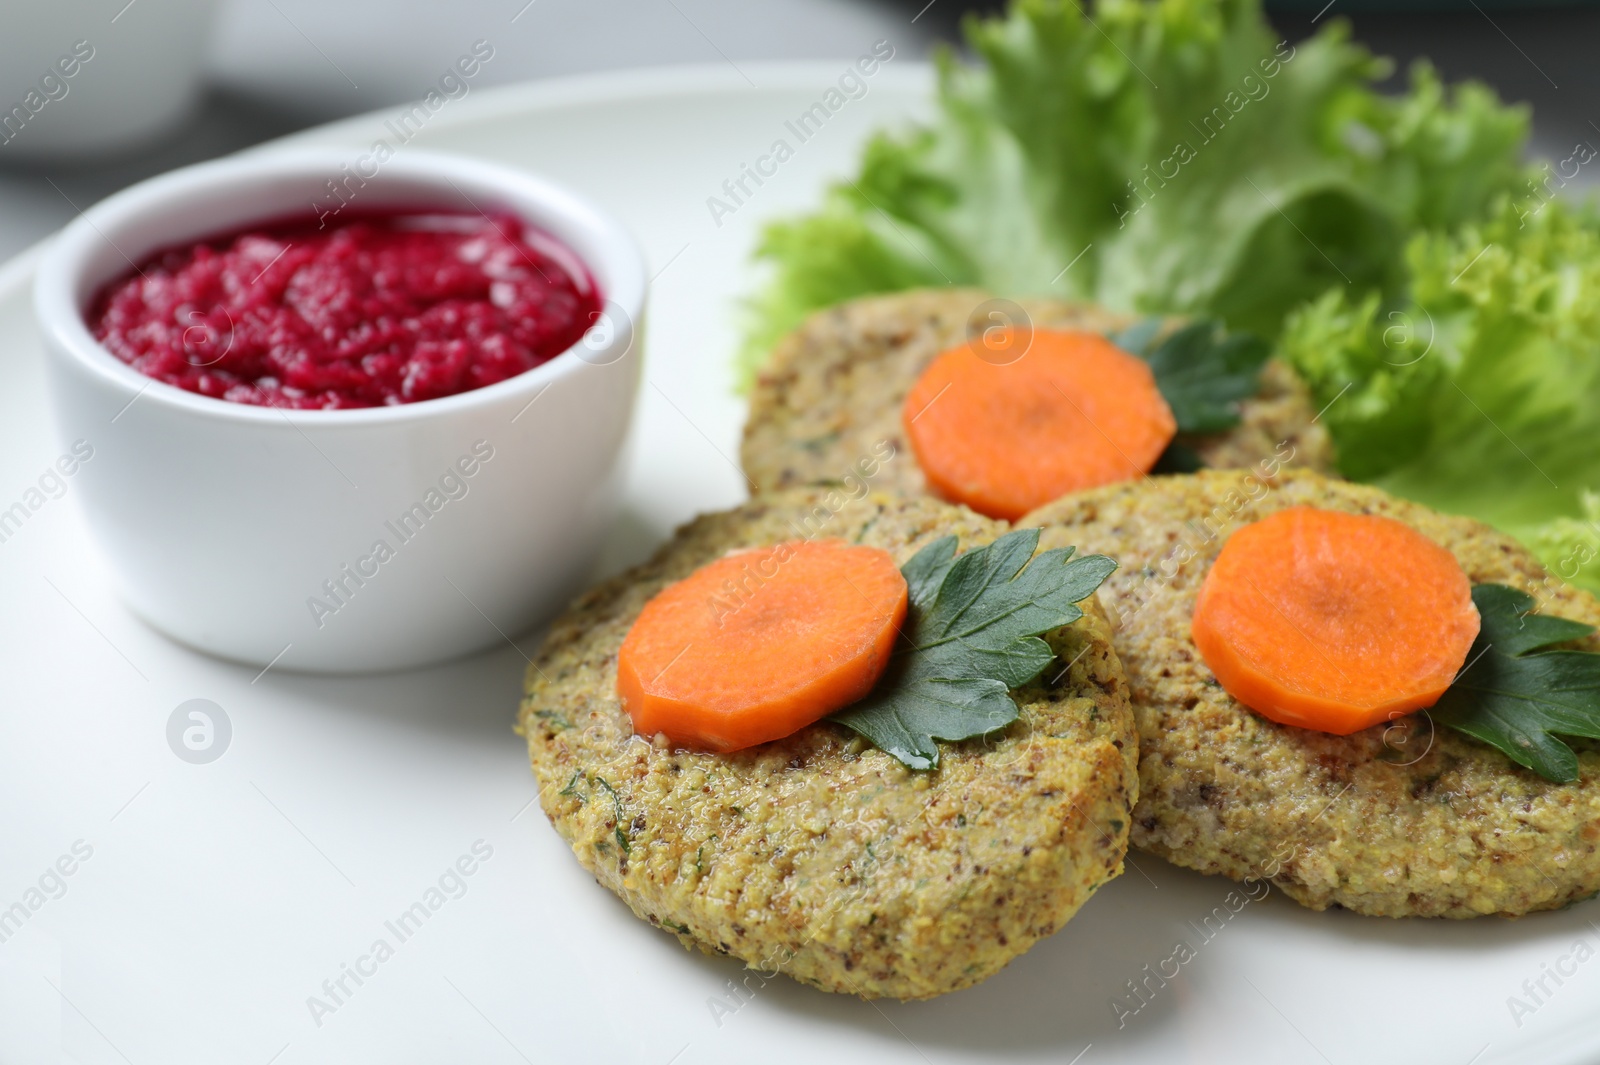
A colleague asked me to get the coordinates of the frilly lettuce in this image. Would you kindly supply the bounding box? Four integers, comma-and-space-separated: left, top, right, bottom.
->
738, 0, 1530, 384
1280, 199, 1600, 591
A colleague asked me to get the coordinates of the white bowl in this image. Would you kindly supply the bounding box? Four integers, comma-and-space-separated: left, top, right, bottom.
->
34, 149, 645, 673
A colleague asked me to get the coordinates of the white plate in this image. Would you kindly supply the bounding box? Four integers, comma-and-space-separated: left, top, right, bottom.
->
2, 63, 1597, 1065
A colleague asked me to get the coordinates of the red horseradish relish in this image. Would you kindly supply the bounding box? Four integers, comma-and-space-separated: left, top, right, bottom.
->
89, 209, 602, 409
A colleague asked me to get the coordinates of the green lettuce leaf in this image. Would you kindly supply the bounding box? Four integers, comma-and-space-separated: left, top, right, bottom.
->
737, 0, 1530, 386
1280, 198, 1600, 592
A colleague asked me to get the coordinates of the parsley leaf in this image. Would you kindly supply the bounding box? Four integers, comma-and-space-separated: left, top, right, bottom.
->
831, 529, 1116, 770
1432, 584, 1600, 783
1151, 441, 1205, 475
1109, 318, 1271, 435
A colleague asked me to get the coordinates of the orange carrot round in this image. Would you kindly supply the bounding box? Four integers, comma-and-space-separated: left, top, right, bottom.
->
1191, 507, 1480, 735
902, 328, 1177, 521
616, 539, 909, 752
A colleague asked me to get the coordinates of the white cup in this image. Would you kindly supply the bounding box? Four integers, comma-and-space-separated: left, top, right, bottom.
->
34, 149, 645, 672
0, 0, 219, 160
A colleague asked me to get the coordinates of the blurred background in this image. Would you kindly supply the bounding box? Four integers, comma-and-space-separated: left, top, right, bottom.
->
1, 0, 1595, 262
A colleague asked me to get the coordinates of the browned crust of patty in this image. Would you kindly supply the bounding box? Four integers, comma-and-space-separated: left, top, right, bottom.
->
1022, 469, 1600, 918
740, 288, 1334, 497
519, 489, 1138, 998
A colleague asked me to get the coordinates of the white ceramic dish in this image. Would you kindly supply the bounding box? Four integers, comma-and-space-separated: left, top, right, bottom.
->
1, 63, 1598, 1065
34, 149, 644, 672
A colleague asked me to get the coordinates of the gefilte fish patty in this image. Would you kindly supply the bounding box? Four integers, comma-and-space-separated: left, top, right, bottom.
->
1022, 469, 1600, 918
740, 288, 1334, 496
519, 489, 1138, 999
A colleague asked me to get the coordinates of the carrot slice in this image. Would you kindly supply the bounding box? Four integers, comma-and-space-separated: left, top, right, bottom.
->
616, 540, 909, 752
1191, 507, 1480, 735
902, 328, 1177, 521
